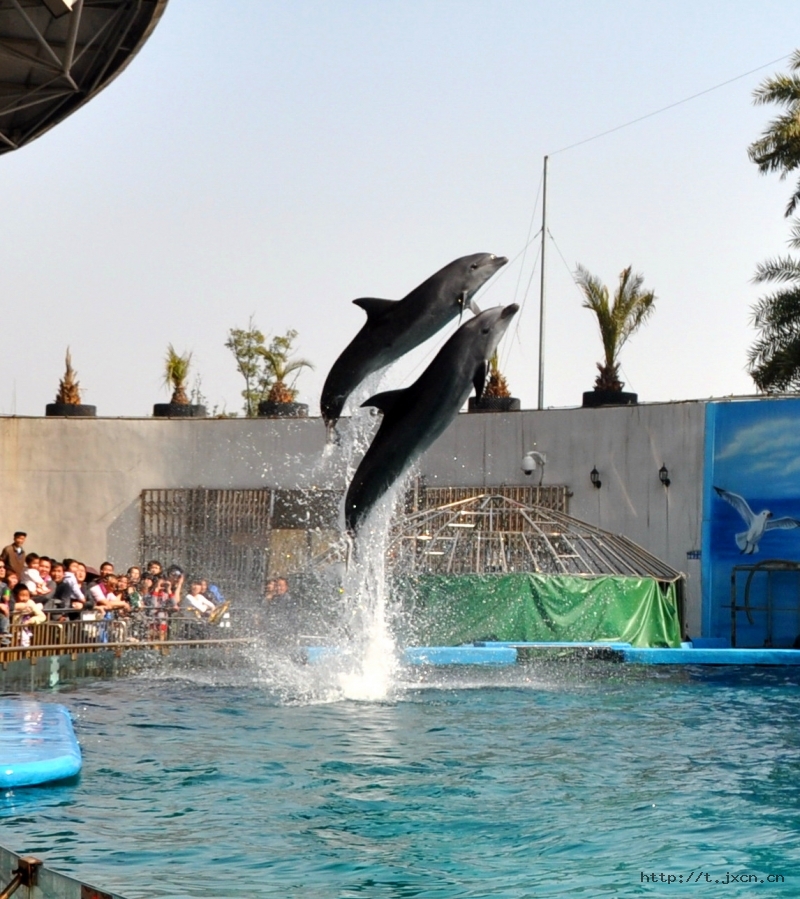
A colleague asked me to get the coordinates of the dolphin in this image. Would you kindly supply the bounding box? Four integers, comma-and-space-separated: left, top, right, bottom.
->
321, 253, 508, 439
344, 303, 519, 535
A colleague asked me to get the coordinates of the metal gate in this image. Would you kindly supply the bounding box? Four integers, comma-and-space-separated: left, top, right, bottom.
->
140, 488, 340, 603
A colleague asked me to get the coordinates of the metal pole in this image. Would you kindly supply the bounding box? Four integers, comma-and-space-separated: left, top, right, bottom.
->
537, 155, 548, 410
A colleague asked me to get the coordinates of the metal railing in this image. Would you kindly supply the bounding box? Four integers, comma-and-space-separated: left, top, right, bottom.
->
0, 612, 247, 664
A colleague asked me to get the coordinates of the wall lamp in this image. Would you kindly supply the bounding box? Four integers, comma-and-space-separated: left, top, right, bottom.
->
522, 450, 546, 486
659, 464, 671, 488
590, 467, 602, 489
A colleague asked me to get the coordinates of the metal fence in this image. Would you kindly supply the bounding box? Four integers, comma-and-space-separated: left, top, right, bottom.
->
138, 484, 571, 601
139, 488, 340, 603
0, 612, 239, 663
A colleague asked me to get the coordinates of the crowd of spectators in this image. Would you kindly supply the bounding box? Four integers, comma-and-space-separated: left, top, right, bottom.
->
0, 530, 228, 646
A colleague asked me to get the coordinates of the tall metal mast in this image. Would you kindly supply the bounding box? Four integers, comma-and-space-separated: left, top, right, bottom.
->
537, 155, 548, 410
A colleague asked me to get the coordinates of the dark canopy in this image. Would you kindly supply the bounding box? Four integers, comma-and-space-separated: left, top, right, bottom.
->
0, 0, 168, 154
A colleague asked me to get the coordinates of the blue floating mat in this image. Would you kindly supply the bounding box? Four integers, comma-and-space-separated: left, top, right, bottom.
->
404, 646, 518, 666
0, 700, 81, 787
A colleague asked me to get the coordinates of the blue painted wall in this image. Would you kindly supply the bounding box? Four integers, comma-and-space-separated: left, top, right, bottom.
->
703, 398, 800, 646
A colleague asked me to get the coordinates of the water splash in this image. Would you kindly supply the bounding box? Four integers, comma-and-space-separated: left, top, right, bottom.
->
248, 372, 402, 704
322, 377, 400, 702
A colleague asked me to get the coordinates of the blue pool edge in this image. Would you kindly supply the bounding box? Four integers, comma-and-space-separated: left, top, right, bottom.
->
304, 643, 800, 667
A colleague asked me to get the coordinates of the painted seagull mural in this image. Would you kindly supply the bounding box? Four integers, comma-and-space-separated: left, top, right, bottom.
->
713, 486, 800, 554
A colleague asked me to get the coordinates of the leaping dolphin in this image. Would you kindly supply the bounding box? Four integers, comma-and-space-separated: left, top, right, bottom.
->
713, 486, 800, 554
321, 253, 508, 439
345, 303, 519, 535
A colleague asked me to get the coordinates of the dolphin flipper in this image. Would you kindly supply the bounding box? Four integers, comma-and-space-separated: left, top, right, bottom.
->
362, 389, 407, 416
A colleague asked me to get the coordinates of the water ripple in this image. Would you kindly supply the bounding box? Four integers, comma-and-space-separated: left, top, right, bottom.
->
2, 665, 800, 897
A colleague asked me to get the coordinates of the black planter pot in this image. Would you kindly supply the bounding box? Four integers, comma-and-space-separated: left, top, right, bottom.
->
45, 403, 97, 417
153, 403, 206, 418
468, 396, 521, 413
258, 401, 309, 418
582, 390, 638, 408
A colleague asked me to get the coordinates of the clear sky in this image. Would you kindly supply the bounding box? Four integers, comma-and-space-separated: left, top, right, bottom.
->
1, 1, 797, 417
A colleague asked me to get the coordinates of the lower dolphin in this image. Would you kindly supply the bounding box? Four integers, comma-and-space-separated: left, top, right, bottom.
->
344, 303, 519, 535
321, 253, 507, 440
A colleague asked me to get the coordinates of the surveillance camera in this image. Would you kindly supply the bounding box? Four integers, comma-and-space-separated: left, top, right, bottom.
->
522, 452, 536, 476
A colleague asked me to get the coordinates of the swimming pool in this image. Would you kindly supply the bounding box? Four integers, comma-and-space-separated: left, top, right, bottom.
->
2, 658, 800, 898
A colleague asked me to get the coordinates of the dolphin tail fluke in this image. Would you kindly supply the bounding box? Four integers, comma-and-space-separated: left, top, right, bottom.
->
325, 420, 341, 446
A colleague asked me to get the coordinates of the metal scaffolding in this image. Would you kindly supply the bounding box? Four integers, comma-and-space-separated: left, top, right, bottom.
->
388, 493, 683, 580
0, 0, 167, 153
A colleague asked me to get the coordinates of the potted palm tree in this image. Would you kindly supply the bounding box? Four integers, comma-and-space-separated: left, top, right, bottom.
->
256, 330, 314, 418
468, 351, 520, 412
575, 264, 656, 408
46, 349, 97, 416
153, 345, 206, 418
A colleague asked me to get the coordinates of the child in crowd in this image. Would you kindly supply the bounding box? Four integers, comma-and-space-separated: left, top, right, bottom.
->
10, 583, 46, 647
0, 546, 226, 646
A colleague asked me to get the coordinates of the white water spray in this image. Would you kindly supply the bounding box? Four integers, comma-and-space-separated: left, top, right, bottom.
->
251, 372, 402, 703
325, 372, 401, 701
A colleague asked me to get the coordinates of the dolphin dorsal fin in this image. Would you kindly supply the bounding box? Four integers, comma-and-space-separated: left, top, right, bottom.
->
473, 360, 487, 400
361, 388, 406, 416
353, 297, 395, 321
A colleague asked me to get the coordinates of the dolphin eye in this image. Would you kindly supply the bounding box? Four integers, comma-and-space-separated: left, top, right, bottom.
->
470, 262, 478, 270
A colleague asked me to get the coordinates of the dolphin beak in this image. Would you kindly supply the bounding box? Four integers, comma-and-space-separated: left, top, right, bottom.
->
502, 303, 520, 319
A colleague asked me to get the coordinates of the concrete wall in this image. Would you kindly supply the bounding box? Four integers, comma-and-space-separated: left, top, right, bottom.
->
422, 402, 706, 636
0, 416, 333, 570
0, 401, 707, 633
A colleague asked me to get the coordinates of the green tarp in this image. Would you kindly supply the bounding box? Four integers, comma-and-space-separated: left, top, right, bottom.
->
401, 573, 682, 648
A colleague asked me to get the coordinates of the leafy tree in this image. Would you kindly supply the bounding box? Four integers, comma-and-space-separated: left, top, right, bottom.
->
574, 265, 657, 392
260, 330, 314, 404
225, 320, 314, 414
225, 317, 274, 417
747, 51, 800, 392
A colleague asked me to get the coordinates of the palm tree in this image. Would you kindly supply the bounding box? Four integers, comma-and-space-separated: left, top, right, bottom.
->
55, 348, 82, 404
574, 265, 657, 392
748, 246, 800, 392
258, 330, 314, 404
483, 351, 511, 399
746, 51, 800, 391
163, 345, 192, 405
747, 49, 800, 219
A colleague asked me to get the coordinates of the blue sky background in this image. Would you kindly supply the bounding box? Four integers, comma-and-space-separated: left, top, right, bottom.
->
712, 398, 800, 502
0, 1, 797, 416
709, 398, 800, 560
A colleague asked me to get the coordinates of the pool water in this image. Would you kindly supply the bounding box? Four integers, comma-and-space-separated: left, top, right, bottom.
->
2, 660, 800, 898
